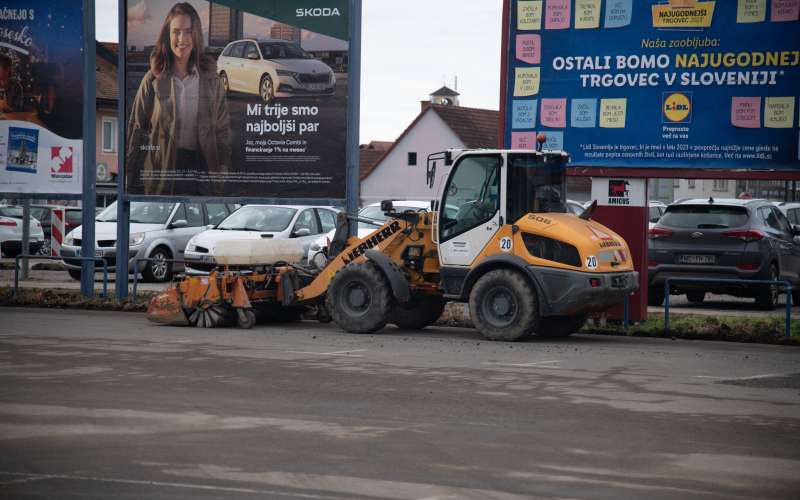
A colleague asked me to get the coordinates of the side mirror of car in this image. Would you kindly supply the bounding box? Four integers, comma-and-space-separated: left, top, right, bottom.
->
792, 224, 800, 236
206, 224, 216, 229
293, 227, 312, 237
169, 219, 188, 229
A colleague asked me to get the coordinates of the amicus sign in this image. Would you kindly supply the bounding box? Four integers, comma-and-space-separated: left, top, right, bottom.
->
591, 178, 646, 207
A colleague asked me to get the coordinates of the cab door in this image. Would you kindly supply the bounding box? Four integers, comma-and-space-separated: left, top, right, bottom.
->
438, 154, 504, 267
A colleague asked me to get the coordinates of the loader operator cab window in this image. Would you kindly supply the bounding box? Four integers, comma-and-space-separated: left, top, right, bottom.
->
440, 154, 501, 241
506, 153, 567, 224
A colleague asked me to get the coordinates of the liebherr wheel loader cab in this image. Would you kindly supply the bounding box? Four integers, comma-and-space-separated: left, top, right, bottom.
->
426, 148, 638, 340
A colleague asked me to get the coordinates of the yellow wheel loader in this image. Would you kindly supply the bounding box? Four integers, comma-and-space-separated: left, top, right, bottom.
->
147, 148, 638, 341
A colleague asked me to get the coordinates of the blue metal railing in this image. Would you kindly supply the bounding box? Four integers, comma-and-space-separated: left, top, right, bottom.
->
663, 277, 793, 339
14, 255, 109, 298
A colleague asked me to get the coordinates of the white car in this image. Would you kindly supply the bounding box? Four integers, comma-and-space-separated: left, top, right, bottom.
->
218, 38, 336, 103
648, 201, 667, 230
0, 206, 45, 257
184, 205, 339, 275
307, 200, 432, 265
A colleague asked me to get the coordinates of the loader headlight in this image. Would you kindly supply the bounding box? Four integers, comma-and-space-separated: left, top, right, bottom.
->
522, 233, 581, 267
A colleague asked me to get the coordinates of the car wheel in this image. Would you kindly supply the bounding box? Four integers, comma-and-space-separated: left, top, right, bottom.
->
260, 74, 274, 103
469, 269, 538, 341
38, 239, 51, 256
755, 264, 779, 310
647, 285, 665, 306
142, 247, 173, 283
68, 269, 81, 280
220, 72, 229, 94
686, 291, 705, 304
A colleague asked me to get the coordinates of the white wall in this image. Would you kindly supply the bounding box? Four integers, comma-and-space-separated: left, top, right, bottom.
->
673, 179, 737, 200
360, 111, 465, 205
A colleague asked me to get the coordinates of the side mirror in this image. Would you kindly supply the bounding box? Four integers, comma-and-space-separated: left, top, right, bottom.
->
293, 227, 312, 237
206, 224, 216, 229
792, 224, 800, 236
380, 200, 394, 213
169, 219, 188, 229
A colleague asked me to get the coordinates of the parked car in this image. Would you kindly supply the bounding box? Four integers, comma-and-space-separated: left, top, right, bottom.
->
184, 205, 339, 275
648, 201, 667, 230
777, 202, 800, 225
218, 38, 336, 103
307, 200, 433, 265
30, 204, 82, 256
61, 201, 236, 282
0, 206, 45, 257
648, 198, 800, 309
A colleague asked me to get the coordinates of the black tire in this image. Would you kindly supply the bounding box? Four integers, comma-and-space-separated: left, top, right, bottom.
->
237, 309, 256, 329
389, 295, 446, 330
142, 247, 173, 283
755, 264, 779, 310
326, 262, 393, 334
648, 285, 665, 306
220, 72, 229, 93
536, 315, 587, 338
260, 74, 274, 103
686, 291, 705, 304
68, 269, 81, 280
468, 269, 538, 341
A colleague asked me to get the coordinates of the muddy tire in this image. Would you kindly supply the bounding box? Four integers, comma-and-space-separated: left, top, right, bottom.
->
755, 265, 779, 311
469, 269, 538, 341
389, 295, 446, 330
648, 286, 665, 306
327, 262, 393, 334
536, 315, 587, 338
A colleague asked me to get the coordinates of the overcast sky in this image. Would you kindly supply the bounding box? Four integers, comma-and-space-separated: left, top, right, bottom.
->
94, 0, 502, 144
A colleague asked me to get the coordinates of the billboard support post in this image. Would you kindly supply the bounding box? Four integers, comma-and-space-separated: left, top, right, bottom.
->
345, 0, 362, 231
116, 0, 130, 301
80, 0, 97, 297
20, 198, 30, 280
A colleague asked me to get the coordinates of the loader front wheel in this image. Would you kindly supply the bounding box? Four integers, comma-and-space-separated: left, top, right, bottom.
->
327, 262, 393, 334
469, 269, 538, 342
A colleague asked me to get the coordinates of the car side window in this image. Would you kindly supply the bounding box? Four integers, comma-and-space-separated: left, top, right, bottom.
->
206, 204, 229, 226
230, 42, 245, 58
788, 208, 799, 225
293, 209, 319, 234
772, 208, 793, 235
244, 42, 258, 59
222, 44, 233, 57
317, 209, 336, 232
185, 203, 205, 227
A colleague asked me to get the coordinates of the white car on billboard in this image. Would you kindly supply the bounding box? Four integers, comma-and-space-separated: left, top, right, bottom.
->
217, 38, 336, 103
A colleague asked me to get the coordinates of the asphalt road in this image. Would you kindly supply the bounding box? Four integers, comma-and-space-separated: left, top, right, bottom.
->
1, 307, 799, 499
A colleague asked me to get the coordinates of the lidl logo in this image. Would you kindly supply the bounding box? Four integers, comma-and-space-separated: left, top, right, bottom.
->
50, 146, 73, 178
662, 92, 692, 123
652, 0, 716, 29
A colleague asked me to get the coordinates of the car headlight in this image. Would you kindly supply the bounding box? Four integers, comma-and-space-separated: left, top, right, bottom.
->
310, 242, 321, 252
130, 232, 145, 246
276, 69, 299, 78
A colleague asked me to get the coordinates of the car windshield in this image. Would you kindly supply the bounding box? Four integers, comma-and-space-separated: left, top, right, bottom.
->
659, 205, 749, 229
0, 207, 23, 218
260, 42, 312, 59
217, 206, 297, 232
357, 205, 425, 230
96, 201, 176, 224
65, 210, 82, 225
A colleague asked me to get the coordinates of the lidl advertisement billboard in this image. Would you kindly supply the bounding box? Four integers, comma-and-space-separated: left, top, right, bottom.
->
0, 1, 84, 194
124, 0, 348, 197
502, 0, 800, 170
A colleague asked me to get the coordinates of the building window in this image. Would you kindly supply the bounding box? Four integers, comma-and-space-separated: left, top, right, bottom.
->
407, 152, 417, 166
102, 117, 116, 153
713, 179, 728, 191
688, 179, 696, 189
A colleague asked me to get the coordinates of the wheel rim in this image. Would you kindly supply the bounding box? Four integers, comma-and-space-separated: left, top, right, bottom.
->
482, 286, 518, 328
151, 252, 168, 280
222, 74, 229, 92
769, 267, 778, 304
341, 281, 371, 318
261, 78, 273, 102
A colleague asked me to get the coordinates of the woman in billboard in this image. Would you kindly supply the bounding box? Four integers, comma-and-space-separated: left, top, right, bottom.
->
126, 2, 231, 196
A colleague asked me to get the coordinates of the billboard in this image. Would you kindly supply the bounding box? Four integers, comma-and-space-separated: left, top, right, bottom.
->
124, 0, 349, 197
0, 1, 84, 194
502, 0, 800, 170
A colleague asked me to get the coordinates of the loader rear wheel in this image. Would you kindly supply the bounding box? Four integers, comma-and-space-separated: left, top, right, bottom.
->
469, 269, 538, 342
389, 295, 446, 330
327, 262, 392, 334
535, 315, 587, 338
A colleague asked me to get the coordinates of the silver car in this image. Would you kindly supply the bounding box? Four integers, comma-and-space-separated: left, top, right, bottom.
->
61, 201, 235, 282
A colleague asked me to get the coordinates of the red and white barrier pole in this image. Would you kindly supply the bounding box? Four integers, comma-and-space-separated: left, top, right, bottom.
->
51, 208, 65, 257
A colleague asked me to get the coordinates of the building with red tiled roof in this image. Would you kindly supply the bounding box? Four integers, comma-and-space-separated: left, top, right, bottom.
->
359, 96, 500, 205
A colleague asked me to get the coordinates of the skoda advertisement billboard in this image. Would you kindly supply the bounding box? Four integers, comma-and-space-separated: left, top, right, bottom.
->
502, 0, 800, 170
124, 0, 348, 197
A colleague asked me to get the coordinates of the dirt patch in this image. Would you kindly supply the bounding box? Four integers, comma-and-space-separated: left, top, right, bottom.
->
0, 287, 154, 312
